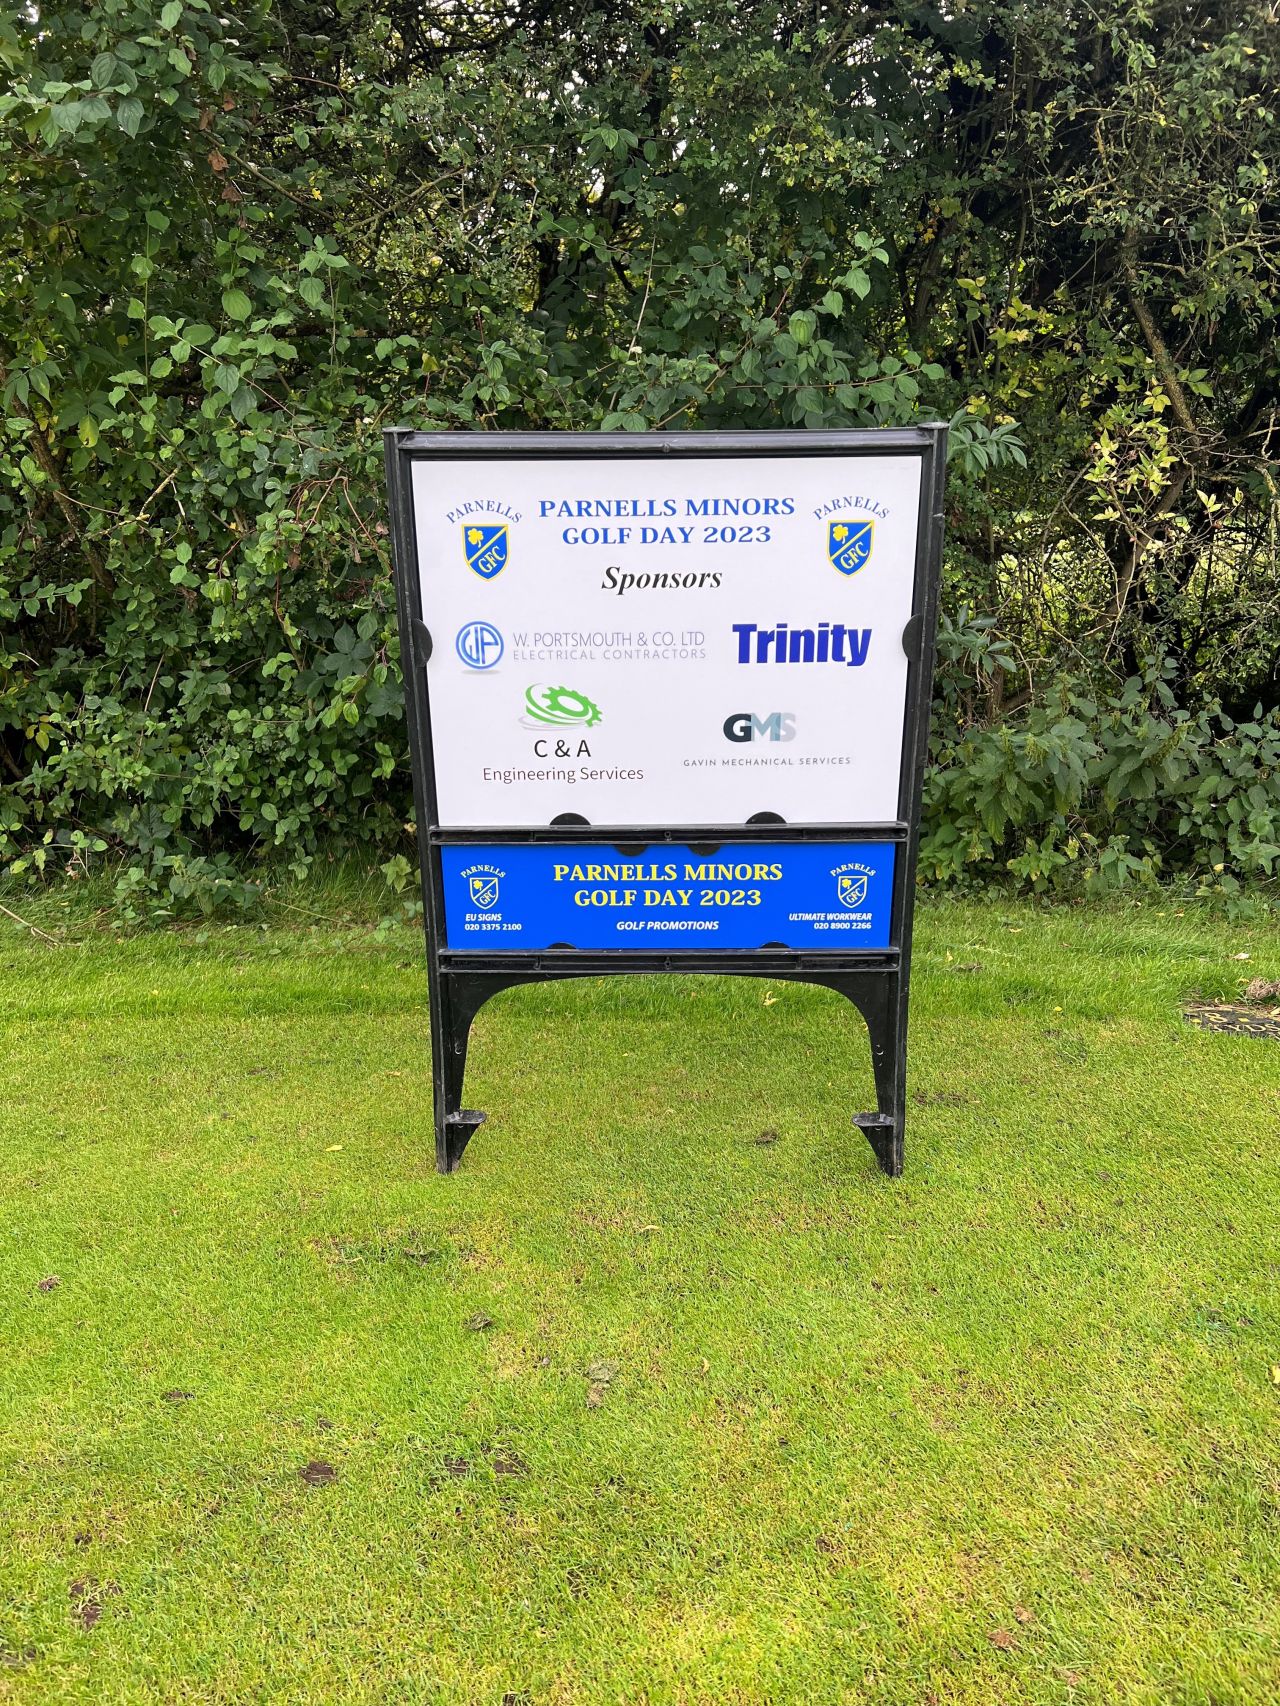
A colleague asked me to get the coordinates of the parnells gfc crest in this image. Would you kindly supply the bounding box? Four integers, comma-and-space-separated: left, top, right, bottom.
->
828, 519, 873, 577
461, 862, 504, 911
464, 523, 508, 580
837, 872, 868, 908
469, 874, 500, 909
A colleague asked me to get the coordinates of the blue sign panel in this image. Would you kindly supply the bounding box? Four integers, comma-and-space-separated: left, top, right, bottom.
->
441, 842, 895, 952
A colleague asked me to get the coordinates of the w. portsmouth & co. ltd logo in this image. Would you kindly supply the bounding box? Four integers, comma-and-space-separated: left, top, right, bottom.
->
463, 523, 509, 580
828, 519, 874, 577
455, 620, 504, 669
520, 685, 603, 729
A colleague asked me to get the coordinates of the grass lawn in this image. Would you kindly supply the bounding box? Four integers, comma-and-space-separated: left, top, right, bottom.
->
2, 894, 1280, 1703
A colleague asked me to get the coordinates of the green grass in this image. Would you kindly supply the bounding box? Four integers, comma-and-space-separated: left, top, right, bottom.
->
2, 897, 1280, 1703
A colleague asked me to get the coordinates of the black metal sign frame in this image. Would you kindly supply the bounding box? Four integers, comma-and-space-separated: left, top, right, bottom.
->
384, 426, 946, 1177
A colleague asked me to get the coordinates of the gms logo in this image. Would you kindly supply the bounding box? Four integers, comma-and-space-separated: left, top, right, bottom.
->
456, 620, 504, 670
832, 860, 876, 910
463, 523, 509, 580
828, 519, 874, 577
461, 863, 503, 912
723, 711, 796, 744
520, 685, 602, 729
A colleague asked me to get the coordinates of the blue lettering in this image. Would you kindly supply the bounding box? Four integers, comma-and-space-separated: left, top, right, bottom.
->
733, 623, 871, 666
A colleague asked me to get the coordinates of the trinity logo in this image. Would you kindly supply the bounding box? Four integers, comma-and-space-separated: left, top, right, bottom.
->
468, 874, 500, 909
828, 519, 874, 577
837, 872, 868, 909
464, 523, 509, 580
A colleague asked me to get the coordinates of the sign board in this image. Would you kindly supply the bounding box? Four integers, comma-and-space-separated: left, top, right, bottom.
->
385, 428, 946, 1179
439, 842, 895, 952
415, 451, 921, 828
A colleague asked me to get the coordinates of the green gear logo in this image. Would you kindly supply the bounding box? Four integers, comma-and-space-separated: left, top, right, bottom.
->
522, 685, 603, 728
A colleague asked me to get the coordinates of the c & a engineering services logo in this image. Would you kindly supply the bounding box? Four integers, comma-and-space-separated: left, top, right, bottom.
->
520, 685, 602, 730
517, 685, 605, 762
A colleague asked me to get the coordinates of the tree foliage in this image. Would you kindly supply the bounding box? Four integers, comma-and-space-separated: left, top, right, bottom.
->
2, 0, 1278, 909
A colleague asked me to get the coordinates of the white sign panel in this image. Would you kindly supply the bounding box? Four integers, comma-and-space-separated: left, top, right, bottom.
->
413, 453, 922, 827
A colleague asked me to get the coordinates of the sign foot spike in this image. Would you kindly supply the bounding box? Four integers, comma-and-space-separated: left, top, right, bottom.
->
853, 1113, 903, 1177
440, 1109, 486, 1173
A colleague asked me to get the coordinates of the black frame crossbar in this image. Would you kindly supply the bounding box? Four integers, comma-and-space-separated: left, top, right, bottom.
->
384, 426, 947, 1178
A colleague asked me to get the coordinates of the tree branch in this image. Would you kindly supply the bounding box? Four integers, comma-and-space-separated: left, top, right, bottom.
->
1120, 240, 1202, 450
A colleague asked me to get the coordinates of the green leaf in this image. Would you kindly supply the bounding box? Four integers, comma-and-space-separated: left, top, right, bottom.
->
168, 47, 192, 76
297, 276, 325, 309
160, 0, 184, 27
116, 96, 143, 137
90, 51, 117, 88
221, 288, 252, 322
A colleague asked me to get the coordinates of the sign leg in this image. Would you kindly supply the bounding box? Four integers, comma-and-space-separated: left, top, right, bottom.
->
816, 971, 905, 1177
430, 973, 489, 1173
861, 969, 905, 1176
